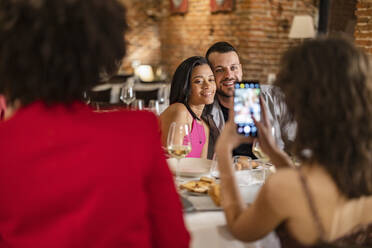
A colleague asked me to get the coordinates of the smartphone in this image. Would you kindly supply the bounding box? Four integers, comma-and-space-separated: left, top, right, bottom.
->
234, 81, 261, 136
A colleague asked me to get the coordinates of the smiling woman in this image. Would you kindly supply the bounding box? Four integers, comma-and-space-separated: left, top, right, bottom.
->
160, 56, 216, 159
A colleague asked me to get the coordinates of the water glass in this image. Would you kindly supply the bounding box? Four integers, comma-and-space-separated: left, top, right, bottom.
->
233, 156, 252, 170
233, 157, 267, 203
157, 85, 168, 104
131, 99, 144, 110
149, 100, 160, 115
209, 154, 219, 178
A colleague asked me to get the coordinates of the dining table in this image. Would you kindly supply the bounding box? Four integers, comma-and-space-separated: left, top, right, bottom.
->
181, 179, 281, 248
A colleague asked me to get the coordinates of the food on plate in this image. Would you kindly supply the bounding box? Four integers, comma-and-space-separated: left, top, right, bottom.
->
180, 177, 215, 193
235, 157, 259, 170
200, 176, 215, 184
208, 183, 221, 206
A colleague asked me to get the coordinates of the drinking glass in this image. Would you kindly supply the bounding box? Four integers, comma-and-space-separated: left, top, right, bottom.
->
149, 100, 160, 115
252, 140, 270, 162
209, 154, 219, 178
233, 155, 252, 170
157, 85, 167, 104
167, 122, 191, 183
252, 127, 275, 162
233, 157, 267, 203
82, 91, 91, 105
120, 85, 136, 108
131, 99, 144, 110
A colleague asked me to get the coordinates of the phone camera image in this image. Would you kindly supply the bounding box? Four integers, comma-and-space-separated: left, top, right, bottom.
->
234, 81, 261, 136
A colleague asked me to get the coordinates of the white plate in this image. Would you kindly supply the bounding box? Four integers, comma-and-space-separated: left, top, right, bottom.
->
167, 158, 213, 177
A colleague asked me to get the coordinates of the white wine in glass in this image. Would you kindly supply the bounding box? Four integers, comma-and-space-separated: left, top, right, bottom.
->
167, 122, 191, 183
252, 140, 270, 162
167, 145, 191, 159
252, 127, 275, 162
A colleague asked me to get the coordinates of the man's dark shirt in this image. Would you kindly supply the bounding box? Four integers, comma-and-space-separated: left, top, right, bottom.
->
218, 101, 256, 158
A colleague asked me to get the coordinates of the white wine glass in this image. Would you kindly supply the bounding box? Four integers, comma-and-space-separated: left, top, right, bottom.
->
252, 140, 270, 162
167, 122, 191, 184
252, 127, 275, 162
120, 85, 136, 108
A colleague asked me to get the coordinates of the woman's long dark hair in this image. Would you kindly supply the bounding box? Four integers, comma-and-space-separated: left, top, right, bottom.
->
275, 36, 372, 198
169, 56, 212, 121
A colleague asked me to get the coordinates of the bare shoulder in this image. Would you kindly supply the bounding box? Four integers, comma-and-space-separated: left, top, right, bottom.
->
262, 168, 301, 214
265, 168, 299, 190
160, 103, 190, 122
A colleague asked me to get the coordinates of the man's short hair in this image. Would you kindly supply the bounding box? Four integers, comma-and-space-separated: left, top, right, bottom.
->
205, 41, 238, 61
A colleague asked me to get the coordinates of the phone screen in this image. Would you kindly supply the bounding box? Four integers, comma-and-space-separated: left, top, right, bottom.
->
234, 81, 261, 136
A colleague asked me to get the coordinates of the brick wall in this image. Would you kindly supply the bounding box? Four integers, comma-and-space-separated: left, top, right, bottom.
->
355, 0, 372, 54
159, 0, 317, 83
120, 0, 368, 82
119, 0, 162, 74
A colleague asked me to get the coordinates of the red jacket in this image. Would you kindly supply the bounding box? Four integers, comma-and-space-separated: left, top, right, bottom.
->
0, 101, 190, 248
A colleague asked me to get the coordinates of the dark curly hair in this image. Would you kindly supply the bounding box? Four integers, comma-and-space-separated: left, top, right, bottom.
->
0, 0, 127, 105
275, 36, 372, 198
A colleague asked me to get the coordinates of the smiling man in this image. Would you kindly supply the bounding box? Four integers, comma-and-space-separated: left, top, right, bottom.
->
205, 42, 255, 158
206, 42, 241, 129
205, 41, 296, 159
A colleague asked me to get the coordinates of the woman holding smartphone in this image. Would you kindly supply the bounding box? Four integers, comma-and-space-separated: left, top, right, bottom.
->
215, 37, 372, 247
160, 56, 216, 159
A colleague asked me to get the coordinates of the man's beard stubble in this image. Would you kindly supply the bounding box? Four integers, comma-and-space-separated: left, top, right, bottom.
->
216, 88, 232, 98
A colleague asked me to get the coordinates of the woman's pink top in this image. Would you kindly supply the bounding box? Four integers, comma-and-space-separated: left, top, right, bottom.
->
185, 118, 206, 158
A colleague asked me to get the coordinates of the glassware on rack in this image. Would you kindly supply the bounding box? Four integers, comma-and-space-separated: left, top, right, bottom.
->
166, 122, 191, 183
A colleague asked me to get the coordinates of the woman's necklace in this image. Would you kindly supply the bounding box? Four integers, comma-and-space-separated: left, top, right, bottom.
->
194, 119, 203, 145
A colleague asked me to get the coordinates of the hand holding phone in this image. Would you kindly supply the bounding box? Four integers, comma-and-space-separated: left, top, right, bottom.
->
234, 81, 261, 137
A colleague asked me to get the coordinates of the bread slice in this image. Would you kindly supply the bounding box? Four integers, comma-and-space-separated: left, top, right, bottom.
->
208, 183, 221, 206
200, 176, 215, 184
180, 180, 210, 193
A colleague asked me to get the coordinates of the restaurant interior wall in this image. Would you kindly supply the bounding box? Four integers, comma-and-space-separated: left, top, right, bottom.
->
119, 0, 162, 74
119, 0, 362, 83
355, 0, 372, 55
159, 0, 318, 84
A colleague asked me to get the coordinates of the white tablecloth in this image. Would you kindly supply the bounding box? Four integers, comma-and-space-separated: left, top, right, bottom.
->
182, 182, 280, 248
185, 211, 280, 248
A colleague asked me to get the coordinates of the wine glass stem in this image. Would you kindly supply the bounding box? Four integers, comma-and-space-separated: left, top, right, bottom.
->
175, 158, 182, 185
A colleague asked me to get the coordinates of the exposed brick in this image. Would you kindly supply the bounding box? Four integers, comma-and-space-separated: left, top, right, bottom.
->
118, 0, 369, 82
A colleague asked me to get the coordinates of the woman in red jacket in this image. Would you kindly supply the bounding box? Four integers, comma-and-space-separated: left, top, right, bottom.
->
0, 1, 189, 247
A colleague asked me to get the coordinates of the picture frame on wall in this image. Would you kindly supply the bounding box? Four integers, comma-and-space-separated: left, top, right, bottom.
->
170, 0, 188, 14
211, 0, 234, 13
